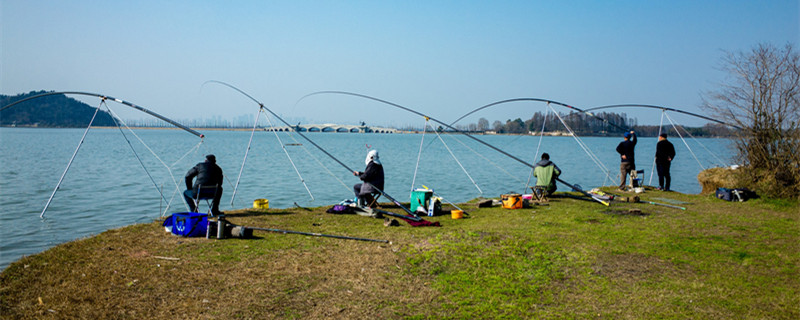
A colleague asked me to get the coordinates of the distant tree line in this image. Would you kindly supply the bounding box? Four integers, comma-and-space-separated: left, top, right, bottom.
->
451, 112, 734, 137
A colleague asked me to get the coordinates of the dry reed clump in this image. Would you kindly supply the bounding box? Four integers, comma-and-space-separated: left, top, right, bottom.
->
697, 167, 740, 194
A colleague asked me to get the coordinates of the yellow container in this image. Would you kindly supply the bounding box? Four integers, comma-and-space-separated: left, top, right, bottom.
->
501, 194, 523, 209
451, 210, 464, 219
253, 199, 269, 209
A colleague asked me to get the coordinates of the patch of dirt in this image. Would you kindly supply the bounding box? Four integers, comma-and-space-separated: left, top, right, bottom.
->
601, 209, 650, 216
590, 253, 690, 283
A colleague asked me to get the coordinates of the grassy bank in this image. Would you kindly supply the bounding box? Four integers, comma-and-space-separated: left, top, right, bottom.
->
1, 189, 798, 319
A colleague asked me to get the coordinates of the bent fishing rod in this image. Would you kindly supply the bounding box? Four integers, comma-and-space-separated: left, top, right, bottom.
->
297, 91, 610, 206
1, 91, 203, 137
583, 104, 743, 130
448, 98, 627, 131
201, 81, 313, 205
1, 91, 204, 218
204, 81, 423, 220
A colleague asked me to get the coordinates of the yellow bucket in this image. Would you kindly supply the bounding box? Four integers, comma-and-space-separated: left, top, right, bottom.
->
253, 199, 269, 209
451, 210, 464, 219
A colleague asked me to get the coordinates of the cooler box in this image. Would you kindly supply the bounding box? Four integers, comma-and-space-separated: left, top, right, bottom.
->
163, 212, 208, 237
410, 189, 433, 213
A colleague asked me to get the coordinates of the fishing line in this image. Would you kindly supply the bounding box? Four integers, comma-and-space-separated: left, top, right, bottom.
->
410, 118, 428, 192
297, 91, 609, 206
279, 129, 351, 191
523, 105, 550, 193
105, 102, 172, 208
648, 110, 666, 186
448, 134, 522, 184
103, 105, 188, 211
550, 105, 615, 185
672, 119, 729, 167
208, 82, 421, 218
230, 106, 264, 206
262, 110, 315, 200
160, 140, 205, 215
664, 112, 705, 170
40, 99, 103, 218
427, 121, 483, 194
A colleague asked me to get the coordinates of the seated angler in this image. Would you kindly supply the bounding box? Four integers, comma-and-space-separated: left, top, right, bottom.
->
353, 150, 384, 208
183, 154, 224, 215
533, 153, 561, 196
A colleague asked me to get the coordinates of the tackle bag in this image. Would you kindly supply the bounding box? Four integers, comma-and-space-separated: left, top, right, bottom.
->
716, 188, 756, 202
163, 212, 208, 237
501, 193, 523, 209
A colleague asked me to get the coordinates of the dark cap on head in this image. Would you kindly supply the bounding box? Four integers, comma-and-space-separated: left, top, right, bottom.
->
659, 133, 667, 138
205, 154, 216, 163
624, 132, 632, 139
541, 153, 550, 160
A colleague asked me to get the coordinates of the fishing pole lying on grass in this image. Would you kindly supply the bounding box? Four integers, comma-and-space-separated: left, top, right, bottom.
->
243, 225, 389, 243
643, 201, 686, 210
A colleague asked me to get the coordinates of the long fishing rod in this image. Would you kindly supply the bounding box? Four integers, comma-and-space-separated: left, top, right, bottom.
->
2, 92, 204, 218
1, 91, 203, 137
297, 91, 610, 206
448, 98, 627, 131
201, 82, 313, 205
244, 225, 389, 243
205, 81, 422, 219
583, 104, 743, 130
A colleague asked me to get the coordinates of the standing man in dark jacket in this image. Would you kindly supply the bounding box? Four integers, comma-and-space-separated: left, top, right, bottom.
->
353, 150, 384, 207
183, 154, 224, 215
655, 133, 676, 191
616, 131, 637, 190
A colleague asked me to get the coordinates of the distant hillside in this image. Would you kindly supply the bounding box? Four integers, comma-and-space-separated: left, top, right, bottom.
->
0, 91, 116, 127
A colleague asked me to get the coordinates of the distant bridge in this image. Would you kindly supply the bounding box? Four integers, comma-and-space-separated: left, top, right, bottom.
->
265, 124, 397, 134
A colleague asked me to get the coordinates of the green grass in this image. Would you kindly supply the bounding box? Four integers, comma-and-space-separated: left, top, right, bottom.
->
1, 189, 797, 319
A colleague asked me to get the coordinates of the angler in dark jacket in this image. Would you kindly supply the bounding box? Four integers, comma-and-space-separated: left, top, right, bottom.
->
655, 133, 676, 191
616, 131, 637, 190
353, 150, 384, 207
183, 154, 224, 215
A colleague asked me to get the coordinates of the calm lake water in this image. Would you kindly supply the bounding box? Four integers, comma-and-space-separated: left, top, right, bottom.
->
0, 127, 734, 269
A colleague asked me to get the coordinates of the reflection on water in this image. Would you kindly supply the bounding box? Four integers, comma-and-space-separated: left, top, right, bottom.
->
0, 127, 734, 269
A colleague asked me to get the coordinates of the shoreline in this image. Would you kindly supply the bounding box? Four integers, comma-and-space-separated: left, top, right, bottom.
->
1, 190, 797, 318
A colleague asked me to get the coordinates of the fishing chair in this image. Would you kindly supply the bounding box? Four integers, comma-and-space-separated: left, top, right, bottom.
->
360, 192, 381, 208
530, 186, 549, 203
193, 184, 220, 215
629, 170, 644, 188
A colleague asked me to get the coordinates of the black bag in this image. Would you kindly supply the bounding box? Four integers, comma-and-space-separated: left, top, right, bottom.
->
716, 188, 756, 202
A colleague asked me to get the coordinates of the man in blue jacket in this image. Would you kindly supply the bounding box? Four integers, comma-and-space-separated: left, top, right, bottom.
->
616, 131, 637, 190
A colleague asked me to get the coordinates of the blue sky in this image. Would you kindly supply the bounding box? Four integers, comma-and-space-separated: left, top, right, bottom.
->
2, 0, 798, 127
